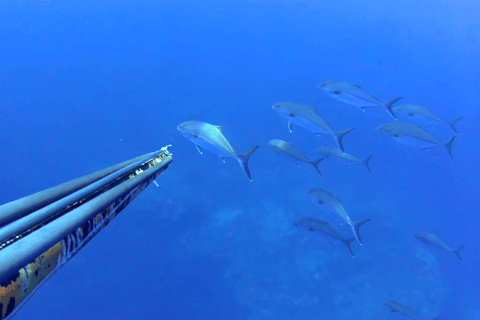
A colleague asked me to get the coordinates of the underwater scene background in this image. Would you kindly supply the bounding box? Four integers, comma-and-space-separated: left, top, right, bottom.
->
0, 1, 479, 319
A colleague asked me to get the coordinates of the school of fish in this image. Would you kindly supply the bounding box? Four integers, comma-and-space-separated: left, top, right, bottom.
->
177, 79, 464, 319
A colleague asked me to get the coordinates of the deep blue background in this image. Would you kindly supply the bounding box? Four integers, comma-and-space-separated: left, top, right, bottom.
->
1, 1, 479, 319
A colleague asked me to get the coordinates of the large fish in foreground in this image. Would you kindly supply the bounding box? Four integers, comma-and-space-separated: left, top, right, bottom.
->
177, 121, 259, 181
393, 104, 462, 134
384, 300, 438, 320
268, 139, 324, 177
377, 122, 456, 159
318, 80, 402, 119
295, 217, 358, 256
414, 232, 465, 261
272, 101, 354, 153
318, 146, 373, 173
307, 188, 370, 245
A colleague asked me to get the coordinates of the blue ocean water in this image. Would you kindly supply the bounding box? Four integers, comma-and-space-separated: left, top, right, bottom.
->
0, 0, 479, 319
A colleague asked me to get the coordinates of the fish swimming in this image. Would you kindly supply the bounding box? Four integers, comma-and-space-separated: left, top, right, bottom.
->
318, 80, 402, 119
268, 139, 324, 177
414, 232, 465, 261
295, 217, 357, 256
307, 187, 370, 245
384, 300, 438, 320
393, 104, 462, 134
272, 101, 354, 153
377, 122, 456, 159
317, 146, 372, 173
177, 120, 259, 181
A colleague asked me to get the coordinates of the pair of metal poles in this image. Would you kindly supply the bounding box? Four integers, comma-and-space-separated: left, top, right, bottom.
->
0, 146, 173, 320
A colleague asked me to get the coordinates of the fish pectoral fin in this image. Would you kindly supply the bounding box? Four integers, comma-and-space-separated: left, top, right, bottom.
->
333, 90, 342, 94
288, 112, 296, 117
393, 133, 401, 137
214, 125, 224, 133
220, 156, 226, 163
195, 145, 203, 154
288, 122, 294, 132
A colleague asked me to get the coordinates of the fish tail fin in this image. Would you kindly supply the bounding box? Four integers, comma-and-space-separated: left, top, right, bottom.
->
447, 117, 462, 134
333, 128, 354, 153
351, 219, 371, 246
344, 237, 356, 257
445, 135, 456, 159
237, 146, 260, 181
363, 155, 373, 174
310, 157, 324, 177
384, 97, 402, 120
453, 244, 465, 261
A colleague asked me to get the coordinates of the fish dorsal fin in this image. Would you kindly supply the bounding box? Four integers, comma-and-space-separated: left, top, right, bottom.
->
220, 156, 226, 163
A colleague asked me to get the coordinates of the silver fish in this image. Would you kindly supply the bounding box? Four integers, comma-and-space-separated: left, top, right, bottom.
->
317, 146, 372, 173
393, 104, 462, 134
318, 80, 402, 119
177, 120, 259, 181
384, 300, 438, 320
272, 101, 354, 153
307, 188, 370, 245
414, 233, 465, 261
268, 139, 324, 177
295, 217, 357, 256
377, 122, 456, 159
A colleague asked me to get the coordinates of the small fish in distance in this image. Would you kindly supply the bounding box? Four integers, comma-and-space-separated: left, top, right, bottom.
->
307, 187, 370, 245
318, 80, 402, 119
268, 139, 324, 177
393, 104, 462, 134
272, 101, 354, 153
318, 146, 373, 174
414, 232, 465, 261
384, 300, 439, 320
295, 217, 358, 257
377, 121, 456, 159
